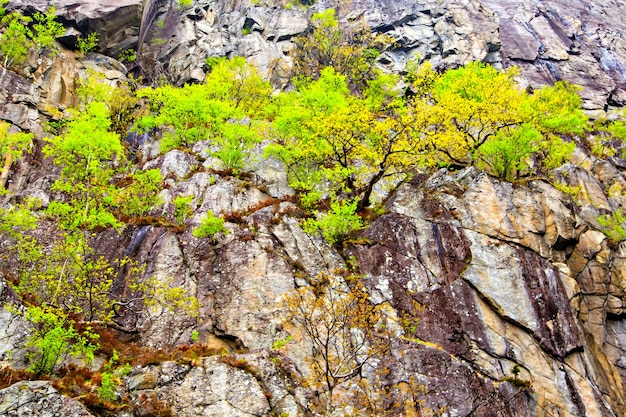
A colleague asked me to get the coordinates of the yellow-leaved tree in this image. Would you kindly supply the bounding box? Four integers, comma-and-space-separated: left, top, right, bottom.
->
409, 61, 586, 180
267, 67, 422, 212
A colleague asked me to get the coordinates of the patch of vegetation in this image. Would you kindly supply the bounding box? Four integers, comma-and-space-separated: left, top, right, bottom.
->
76, 32, 99, 57
597, 209, 626, 244
303, 198, 364, 246
193, 210, 228, 239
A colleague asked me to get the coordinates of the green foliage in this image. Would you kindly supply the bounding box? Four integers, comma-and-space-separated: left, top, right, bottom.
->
476, 124, 541, 181
597, 209, 626, 244
0, 6, 63, 67
303, 198, 364, 246
554, 181, 583, 205
271, 335, 293, 349
173, 194, 195, 224
117, 48, 136, 63
267, 67, 420, 209
193, 210, 228, 239
140, 57, 269, 169
116, 169, 163, 218
23, 306, 99, 375
15, 232, 117, 323
99, 371, 117, 402
178, 0, 192, 10
32, 7, 65, 53
77, 72, 142, 136
98, 350, 130, 402
0, 121, 33, 190
77, 32, 99, 57
410, 62, 584, 177
129, 275, 201, 318
292, 8, 390, 91
0, 12, 32, 67
44, 101, 125, 230
210, 121, 261, 173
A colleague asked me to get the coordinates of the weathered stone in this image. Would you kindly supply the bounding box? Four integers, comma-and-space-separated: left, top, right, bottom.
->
0, 381, 94, 416
144, 149, 199, 181
463, 230, 582, 357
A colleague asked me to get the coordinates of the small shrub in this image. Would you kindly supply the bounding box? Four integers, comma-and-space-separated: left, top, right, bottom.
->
178, 0, 192, 10
173, 195, 194, 224
117, 48, 137, 63
271, 335, 293, 350
303, 198, 364, 246
77, 32, 99, 57
23, 306, 99, 375
32, 7, 65, 53
193, 210, 228, 239
597, 209, 626, 244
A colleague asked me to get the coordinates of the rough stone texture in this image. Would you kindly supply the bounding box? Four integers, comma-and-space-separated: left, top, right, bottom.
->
8, 0, 142, 55
0, 381, 94, 416
1, 0, 626, 416
0, 278, 29, 366
127, 352, 307, 417
481, 0, 626, 109
6, 0, 626, 108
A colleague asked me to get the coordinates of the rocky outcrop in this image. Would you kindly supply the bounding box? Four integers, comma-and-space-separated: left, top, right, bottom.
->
0, 381, 94, 416
342, 170, 623, 416
7, 0, 626, 108
1, 0, 626, 416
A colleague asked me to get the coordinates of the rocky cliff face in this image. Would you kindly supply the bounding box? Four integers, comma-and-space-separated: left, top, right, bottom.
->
1, 0, 626, 416
12, 0, 626, 108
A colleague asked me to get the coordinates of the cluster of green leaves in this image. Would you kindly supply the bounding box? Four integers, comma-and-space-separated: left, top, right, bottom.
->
303, 198, 364, 246
21, 306, 99, 375
0, 4, 65, 67
0, 121, 33, 191
410, 61, 583, 179
192, 210, 228, 239
44, 76, 162, 230
292, 8, 391, 91
76, 32, 99, 57
98, 350, 131, 402
0, 73, 202, 376
597, 209, 626, 244
139, 57, 271, 173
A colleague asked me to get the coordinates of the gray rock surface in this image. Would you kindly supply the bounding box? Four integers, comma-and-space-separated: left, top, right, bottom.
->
1, 0, 626, 416
0, 381, 94, 416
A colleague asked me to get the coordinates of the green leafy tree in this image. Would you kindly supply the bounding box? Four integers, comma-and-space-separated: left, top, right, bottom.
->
77, 71, 142, 136
173, 194, 195, 224
303, 198, 364, 246
476, 124, 541, 181
0, 6, 64, 68
140, 57, 270, 170
597, 209, 626, 244
76, 32, 99, 57
44, 101, 125, 230
22, 305, 99, 375
267, 67, 420, 209
408, 62, 585, 178
0, 12, 33, 67
32, 7, 65, 53
115, 169, 163, 218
